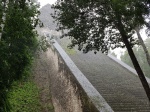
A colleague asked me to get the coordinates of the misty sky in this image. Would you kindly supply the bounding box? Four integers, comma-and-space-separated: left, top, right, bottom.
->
38, 0, 57, 7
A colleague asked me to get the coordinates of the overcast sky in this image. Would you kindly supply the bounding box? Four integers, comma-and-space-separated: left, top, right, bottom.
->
38, 0, 57, 7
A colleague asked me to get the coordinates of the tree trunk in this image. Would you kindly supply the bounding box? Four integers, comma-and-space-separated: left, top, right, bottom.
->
0, 0, 7, 40
135, 27, 150, 66
116, 17, 150, 101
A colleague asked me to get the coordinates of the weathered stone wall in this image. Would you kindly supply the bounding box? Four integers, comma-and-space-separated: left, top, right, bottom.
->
47, 40, 113, 112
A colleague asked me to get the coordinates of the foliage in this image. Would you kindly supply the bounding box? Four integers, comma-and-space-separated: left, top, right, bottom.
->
121, 38, 150, 78
0, 0, 40, 111
52, 0, 150, 101
8, 80, 41, 112
52, 0, 149, 54
110, 52, 117, 57
37, 36, 51, 52
59, 37, 77, 55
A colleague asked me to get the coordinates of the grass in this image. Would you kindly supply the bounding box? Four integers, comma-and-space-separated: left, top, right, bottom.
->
58, 37, 77, 55
8, 79, 41, 112
64, 46, 76, 55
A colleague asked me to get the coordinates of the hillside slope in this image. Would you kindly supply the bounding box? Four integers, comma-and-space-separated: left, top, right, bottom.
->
39, 4, 56, 30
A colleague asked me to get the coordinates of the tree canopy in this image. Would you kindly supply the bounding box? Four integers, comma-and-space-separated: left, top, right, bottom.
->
52, 0, 150, 101
121, 38, 150, 78
52, 0, 150, 53
0, 0, 40, 111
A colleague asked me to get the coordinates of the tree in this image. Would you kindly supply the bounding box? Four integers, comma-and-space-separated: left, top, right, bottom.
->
135, 27, 150, 66
0, 0, 6, 39
52, 0, 150, 101
111, 52, 117, 57
121, 38, 150, 78
0, 0, 40, 111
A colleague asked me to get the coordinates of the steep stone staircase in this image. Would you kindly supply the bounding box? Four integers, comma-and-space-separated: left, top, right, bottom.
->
69, 51, 150, 112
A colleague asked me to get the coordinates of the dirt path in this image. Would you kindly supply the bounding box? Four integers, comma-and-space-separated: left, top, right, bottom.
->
32, 51, 54, 112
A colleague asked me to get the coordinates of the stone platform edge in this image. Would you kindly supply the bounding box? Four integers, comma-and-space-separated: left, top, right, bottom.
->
52, 39, 114, 112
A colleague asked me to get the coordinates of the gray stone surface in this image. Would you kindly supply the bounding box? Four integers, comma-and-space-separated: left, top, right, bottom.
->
108, 54, 150, 84
67, 50, 150, 112
52, 40, 114, 112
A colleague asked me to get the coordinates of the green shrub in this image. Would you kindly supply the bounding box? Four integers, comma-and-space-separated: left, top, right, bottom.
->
8, 81, 41, 112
